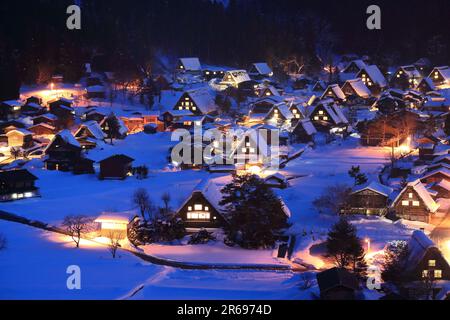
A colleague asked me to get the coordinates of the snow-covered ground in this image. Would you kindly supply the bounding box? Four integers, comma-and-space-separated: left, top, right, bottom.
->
1, 133, 429, 271
0, 220, 306, 300
142, 242, 282, 267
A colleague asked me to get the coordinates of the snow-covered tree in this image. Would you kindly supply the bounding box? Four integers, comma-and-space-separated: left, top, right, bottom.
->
220, 174, 289, 249
326, 218, 367, 278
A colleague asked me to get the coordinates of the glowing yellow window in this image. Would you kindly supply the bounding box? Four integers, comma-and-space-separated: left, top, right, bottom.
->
429, 260, 436, 267
402, 200, 409, 206
434, 270, 442, 278
192, 106, 197, 111
318, 110, 324, 115
314, 116, 319, 120
409, 193, 413, 199
323, 116, 328, 121
178, 107, 183, 110
241, 148, 247, 153
194, 204, 203, 211
412, 201, 420, 207
422, 270, 429, 278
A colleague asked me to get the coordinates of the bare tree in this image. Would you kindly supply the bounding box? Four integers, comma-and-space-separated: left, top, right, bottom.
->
161, 192, 171, 216
313, 184, 352, 215
62, 215, 94, 248
10, 147, 21, 160
0, 233, 6, 251
133, 188, 153, 221
107, 231, 121, 259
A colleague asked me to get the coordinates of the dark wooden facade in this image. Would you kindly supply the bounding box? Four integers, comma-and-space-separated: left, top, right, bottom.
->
0, 169, 39, 202
174, 92, 203, 116
44, 135, 82, 172
392, 185, 435, 223
99, 154, 134, 180
344, 188, 389, 216
177, 191, 225, 229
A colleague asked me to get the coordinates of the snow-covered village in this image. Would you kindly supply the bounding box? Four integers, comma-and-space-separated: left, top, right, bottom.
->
0, 0, 449, 305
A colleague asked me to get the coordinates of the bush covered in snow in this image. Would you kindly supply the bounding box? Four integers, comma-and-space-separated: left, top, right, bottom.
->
188, 229, 216, 245
128, 216, 185, 246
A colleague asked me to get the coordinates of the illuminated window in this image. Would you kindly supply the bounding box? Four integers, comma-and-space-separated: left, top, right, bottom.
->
434, 270, 442, 278
242, 148, 247, 153
206, 71, 210, 75
429, 260, 436, 267
178, 107, 183, 110
292, 109, 297, 114
274, 109, 279, 113
204, 206, 209, 211
192, 106, 197, 111
101, 222, 127, 230
246, 142, 251, 147
249, 148, 255, 153
188, 206, 192, 211
323, 116, 328, 121
12, 193, 18, 199
24, 192, 33, 198
314, 116, 319, 120
187, 212, 210, 220
422, 270, 429, 278
194, 204, 203, 211
412, 201, 420, 207
319, 110, 324, 115
185, 97, 189, 100
295, 114, 301, 119
409, 193, 413, 198
402, 200, 409, 206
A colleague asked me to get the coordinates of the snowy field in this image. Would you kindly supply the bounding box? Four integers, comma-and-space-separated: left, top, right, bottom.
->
0, 133, 427, 270
0, 220, 307, 300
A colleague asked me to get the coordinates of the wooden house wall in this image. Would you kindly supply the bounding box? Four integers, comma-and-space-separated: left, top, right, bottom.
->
393, 187, 431, 223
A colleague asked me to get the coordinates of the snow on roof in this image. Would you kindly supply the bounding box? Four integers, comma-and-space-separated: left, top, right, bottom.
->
264, 172, 287, 183
76, 121, 106, 140
352, 181, 393, 197
223, 70, 251, 84
165, 109, 195, 117
251, 62, 273, 76
186, 88, 217, 114
6, 128, 32, 136
342, 59, 367, 73
95, 212, 131, 224
116, 118, 128, 135
179, 57, 202, 71
436, 179, 450, 191
34, 113, 57, 120
343, 79, 371, 98
392, 180, 439, 212
272, 103, 294, 120
177, 179, 225, 214
430, 66, 450, 82
263, 85, 280, 97
360, 65, 387, 87
421, 167, 450, 180
399, 65, 422, 79
296, 119, 317, 136
322, 84, 346, 100
58, 129, 81, 147
322, 103, 349, 125
2, 100, 22, 107
29, 123, 55, 130
406, 230, 438, 271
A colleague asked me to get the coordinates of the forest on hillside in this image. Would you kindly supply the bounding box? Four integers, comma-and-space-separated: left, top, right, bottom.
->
0, 0, 449, 99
